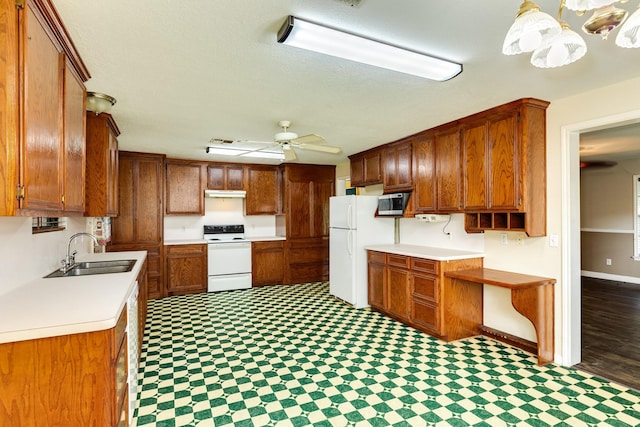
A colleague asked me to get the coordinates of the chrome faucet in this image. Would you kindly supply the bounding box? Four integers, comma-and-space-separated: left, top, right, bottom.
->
60, 232, 99, 273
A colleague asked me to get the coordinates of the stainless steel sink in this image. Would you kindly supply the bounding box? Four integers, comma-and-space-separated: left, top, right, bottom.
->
44, 259, 136, 278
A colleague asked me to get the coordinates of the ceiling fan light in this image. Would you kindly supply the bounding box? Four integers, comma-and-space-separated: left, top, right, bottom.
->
503, 1, 562, 55
277, 15, 462, 81
275, 131, 298, 142
531, 22, 587, 67
564, 0, 616, 11
582, 4, 628, 39
616, 5, 640, 47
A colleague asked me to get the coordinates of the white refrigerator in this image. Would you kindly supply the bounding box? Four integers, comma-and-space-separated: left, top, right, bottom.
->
329, 195, 395, 308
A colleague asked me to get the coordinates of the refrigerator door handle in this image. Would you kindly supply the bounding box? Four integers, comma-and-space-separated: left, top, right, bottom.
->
347, 204, 353, 230
347, 230, 354, 256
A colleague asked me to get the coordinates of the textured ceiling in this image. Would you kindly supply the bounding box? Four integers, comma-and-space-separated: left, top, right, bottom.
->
50, 0, 640, 165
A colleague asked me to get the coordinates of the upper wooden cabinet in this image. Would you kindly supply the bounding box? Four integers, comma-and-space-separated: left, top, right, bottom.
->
207, 163, 245, 190
349, 147, 382, 187
462, 98, 549, 236
85, 112, 120, 217
412, 135, 436, 213
165, 159, 204, 215
434, 125, 463, 213
245, 165, 278, 215
383, 140, 413, 192
0, 0, 90, 216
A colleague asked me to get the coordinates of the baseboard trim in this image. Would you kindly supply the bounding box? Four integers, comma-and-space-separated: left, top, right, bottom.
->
479, 325, 538, 356
581, 270, 640, 285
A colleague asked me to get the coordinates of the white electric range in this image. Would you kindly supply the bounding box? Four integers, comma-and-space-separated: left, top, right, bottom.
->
204, 225, 252, 292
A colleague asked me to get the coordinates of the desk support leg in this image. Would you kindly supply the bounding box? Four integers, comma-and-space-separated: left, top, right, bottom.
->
510, 284, 554, 365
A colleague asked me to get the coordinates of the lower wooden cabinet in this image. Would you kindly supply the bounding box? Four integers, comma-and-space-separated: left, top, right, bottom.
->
367, 250, 483, 340
252, 240, 285, 286
165, 243, 208, 296
0, 309, 129, 426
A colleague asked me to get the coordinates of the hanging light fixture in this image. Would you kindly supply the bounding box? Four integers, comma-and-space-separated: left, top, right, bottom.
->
86, 92, 117, 115
277, 16, 462, 81
616, 3, 640, 47
502, 0, 562, 55
504, 0, 640, 68
531, 1, 587, 67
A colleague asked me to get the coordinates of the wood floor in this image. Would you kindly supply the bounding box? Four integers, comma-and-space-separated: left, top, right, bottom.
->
575, 276, 640, 391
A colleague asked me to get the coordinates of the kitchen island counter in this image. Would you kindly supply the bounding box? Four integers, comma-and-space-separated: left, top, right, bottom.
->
0, 251, 147, 344
365, 244, 484, 261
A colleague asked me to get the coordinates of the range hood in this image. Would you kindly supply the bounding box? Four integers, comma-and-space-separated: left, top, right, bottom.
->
204, 189, 246, 198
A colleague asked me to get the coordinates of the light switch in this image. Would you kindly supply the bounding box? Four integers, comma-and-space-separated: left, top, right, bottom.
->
549, 234, 559, 247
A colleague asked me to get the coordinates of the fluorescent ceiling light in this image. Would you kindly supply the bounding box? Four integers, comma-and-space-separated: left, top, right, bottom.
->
277, 16, 462, 81
206, 146, 284, 160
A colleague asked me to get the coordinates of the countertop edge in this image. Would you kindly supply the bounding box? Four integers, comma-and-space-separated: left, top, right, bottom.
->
365, 244, 485, 261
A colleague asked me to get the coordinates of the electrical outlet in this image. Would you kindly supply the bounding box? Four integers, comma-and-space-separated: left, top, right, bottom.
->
516, 233, 525, 246
606, 258, 612, 266
500, 233, 508, 245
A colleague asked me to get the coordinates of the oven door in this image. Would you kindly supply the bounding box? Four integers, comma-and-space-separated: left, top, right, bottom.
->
207, 241, 251, 275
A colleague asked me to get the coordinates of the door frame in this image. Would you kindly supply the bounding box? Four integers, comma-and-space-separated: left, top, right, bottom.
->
561, 109, 640, 366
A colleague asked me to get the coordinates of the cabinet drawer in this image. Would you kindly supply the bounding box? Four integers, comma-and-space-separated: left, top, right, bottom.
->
367, 250, 385, 264
411, 258, 438, 274
387, 254, 410, 269
413, 273, 438, 302
112, 308, 127, 359
412, 298, 440, 334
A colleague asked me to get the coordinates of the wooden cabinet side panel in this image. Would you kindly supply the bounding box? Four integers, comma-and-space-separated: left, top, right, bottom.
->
367, 258, 385, 310
522, 105, 548, 236
0, 331, 113, 427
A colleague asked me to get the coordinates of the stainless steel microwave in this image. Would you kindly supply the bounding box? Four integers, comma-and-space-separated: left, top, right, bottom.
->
377, 193, 411, 215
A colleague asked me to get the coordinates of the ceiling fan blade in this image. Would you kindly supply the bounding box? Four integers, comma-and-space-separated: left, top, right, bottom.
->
283, 145, 297, 161
293, 133, 325, 144
296, 143, 342, 154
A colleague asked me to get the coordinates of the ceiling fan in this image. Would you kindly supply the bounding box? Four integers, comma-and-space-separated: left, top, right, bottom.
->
211, 120, 342, 162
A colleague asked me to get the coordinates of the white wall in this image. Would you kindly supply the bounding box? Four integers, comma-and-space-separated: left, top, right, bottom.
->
164, 198, 277, 241
0, 216, 87, 295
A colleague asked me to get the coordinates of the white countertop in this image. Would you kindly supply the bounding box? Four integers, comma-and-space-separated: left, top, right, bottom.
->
0, 251, 147, 344
365, 244, 484, 261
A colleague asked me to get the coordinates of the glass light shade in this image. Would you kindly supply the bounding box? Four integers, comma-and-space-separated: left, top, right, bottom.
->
582, 4, 628, 39
277, 16, 462, 81
503, 1, 562, 55
531, 23, 587, 68
616, 5, 640, 47
564, 0, 616, 11
86, 92, 116, 114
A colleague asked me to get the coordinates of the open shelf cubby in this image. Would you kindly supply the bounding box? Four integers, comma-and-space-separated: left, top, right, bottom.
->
464, 212, 528, 234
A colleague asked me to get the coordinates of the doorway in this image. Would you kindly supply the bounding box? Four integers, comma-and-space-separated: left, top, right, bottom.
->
562, 112, 640, 371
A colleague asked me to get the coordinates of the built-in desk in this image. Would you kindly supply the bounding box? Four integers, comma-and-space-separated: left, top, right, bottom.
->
445, 268, 555, 365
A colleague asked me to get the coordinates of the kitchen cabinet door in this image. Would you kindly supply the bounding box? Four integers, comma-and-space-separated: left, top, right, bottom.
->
252, 240, 284, 286
350, 148, 382, 187
21, 4, 65, 212
435, 126, 462, 212
413, 135, 437, 213
462, 120, 488, 210
207, 164, 245, 190
245, 165, 278, 215
165, 244, 207, 296
62, 62, 87, 214
386, 265, 411, 322
165, 160, 204, 215
85, 112, 120, 217
489, 110, 520, 210
367, 251, 386, 311
383, 140, 413, 192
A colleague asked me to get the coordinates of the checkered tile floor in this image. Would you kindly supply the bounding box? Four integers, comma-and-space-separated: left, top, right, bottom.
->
134, 282, 640, 427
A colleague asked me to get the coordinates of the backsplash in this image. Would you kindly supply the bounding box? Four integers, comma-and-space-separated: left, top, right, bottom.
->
0, 216, 87, 295
164, 198, 277, 241
399, 213, 484, 252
